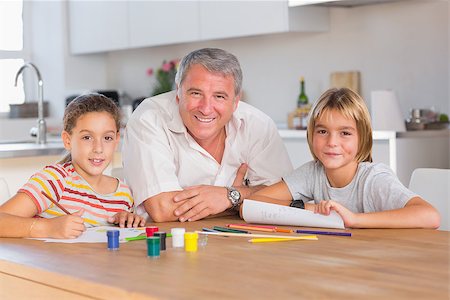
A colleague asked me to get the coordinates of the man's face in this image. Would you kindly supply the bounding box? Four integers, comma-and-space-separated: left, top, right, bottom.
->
177, 64, 240, 146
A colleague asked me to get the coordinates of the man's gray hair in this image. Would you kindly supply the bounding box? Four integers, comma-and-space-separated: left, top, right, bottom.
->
175, 48, 243, 96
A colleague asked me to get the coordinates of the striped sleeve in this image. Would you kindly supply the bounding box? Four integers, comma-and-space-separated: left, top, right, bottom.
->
18, 164, 68, 213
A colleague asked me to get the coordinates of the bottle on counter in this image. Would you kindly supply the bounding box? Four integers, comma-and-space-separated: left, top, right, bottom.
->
297, 76, 308, 108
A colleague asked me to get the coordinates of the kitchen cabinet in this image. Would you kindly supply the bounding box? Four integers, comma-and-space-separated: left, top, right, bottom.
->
199, 1, 286, 40
129, 1, 200, 48
68, 1, 129, 54
0, 153, 122, 197
68, 1, 329, 54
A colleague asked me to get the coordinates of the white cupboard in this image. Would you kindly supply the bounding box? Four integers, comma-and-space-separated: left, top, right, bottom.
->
129, 1, 200, 48
198, 1, 287, 40
68, 1, 129, 54
68, 1, 329, 54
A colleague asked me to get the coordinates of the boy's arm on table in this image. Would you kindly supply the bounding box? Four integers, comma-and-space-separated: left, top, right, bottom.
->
315, 197, 440, 229
246, 180, 315, 208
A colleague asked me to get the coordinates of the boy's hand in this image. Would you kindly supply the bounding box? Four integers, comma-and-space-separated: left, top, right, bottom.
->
45, 209, 86, 239
108, 211, 146, 228
315, 200, 357, 228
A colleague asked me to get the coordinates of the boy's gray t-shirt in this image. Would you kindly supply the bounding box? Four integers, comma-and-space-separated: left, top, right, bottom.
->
283, 161, 417, 213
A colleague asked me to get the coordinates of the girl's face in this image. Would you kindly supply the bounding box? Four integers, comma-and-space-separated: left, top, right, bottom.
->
62, 111, 119, 182
312, 109, 359, 177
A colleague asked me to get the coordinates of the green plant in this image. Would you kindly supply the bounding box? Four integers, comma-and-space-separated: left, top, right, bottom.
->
439, 113, 449, 122
147, 59, 179, 96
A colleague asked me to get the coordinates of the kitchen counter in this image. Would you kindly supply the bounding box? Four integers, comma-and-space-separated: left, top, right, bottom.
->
279, 129, 449, 186
0, 140, 65, 159
278, 129, 397, 140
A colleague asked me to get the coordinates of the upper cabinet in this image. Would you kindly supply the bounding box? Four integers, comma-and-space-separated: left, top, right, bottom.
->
68, 1, 129, 54
68, 1, 329, 55
198, 1, 287, 40
128, 1, 200, 48
198, 2, 329, 41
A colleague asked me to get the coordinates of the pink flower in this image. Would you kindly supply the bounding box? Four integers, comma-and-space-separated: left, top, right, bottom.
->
146, 68, 154, 76
161, 62, 172, 72
170, 59, 180, 68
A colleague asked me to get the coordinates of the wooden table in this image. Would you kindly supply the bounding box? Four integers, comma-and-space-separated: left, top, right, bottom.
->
0, 217, 449, 299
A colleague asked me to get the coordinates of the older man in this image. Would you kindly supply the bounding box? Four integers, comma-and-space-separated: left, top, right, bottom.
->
123, 48, 292, 222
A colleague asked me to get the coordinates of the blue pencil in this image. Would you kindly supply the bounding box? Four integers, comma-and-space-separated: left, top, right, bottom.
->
296, 229, 351, 237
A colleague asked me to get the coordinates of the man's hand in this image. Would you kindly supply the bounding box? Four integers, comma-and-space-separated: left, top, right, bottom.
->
173, 185, 231, 222
173, 163, 249, 222
232, 163, 248, 187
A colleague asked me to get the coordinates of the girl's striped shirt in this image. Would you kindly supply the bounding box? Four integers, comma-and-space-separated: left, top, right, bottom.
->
19, 162, 134, 227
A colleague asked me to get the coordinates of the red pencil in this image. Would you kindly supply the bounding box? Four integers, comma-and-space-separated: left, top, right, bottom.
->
41, 191, 71, 215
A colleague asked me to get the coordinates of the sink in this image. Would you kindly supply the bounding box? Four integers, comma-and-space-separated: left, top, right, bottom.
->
0, 139, 65, 159
0, 136, 62, 145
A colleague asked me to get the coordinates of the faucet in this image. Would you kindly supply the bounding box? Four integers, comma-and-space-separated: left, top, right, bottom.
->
14, 62, 47, 144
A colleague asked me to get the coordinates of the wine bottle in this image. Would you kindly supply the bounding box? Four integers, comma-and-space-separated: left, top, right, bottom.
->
297, 76, 308, 107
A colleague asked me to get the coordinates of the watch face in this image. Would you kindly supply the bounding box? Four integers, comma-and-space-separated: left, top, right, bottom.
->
230, 190, 240, 201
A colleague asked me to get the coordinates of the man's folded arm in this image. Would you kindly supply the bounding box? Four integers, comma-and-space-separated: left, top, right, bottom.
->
143, 191, 181, 222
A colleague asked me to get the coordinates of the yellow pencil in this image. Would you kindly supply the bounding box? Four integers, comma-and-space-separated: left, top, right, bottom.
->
249, 236, 318, 243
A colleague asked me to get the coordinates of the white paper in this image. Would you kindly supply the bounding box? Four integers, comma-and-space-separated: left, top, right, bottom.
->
29, 226, 145, 243
242, 199, 345, 229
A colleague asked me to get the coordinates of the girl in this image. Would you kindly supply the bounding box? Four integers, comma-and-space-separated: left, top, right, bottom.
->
248, 88, 440, 228
0, 94, 145, 239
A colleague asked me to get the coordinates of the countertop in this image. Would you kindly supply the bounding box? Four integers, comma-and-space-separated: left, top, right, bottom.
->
0, 138, 65, 159
0, 129, 448, 159
279, 129, 450, 139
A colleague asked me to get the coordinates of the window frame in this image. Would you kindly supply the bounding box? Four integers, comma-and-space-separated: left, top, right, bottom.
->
0, 1, 32, 117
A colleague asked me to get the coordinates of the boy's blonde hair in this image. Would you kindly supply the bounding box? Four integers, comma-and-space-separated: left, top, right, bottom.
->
59, 93, 121, 164
306, 88, 373, 163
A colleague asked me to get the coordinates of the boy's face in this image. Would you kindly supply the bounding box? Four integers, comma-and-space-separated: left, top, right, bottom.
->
312, 109, 359, 182
62, 111, 119, 182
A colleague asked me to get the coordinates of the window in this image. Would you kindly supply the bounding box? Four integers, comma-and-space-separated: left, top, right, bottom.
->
0, 0, 26, 114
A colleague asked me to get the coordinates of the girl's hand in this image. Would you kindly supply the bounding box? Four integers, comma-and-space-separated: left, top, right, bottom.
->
108, 211, 146, 228
44, 209, 86, 239
314, 200, 357, 228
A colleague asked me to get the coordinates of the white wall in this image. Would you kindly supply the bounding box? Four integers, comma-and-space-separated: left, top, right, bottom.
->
15, 1, 109, 125
3, 0, 448, 135
106, 0, 449, 124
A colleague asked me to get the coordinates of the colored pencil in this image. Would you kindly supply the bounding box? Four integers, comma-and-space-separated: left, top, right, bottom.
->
296, 229, 351, 237
274, 228, 294, 233
125, 235, 146, 241
227, 224, 274, 232
213, 226, 249, 234
196, 231, 317, 240
228, 224, 293, 233
249, 237, 316, 243
41, 191, 71, 214
227, 223, 276, 229
202, 227, 221, 233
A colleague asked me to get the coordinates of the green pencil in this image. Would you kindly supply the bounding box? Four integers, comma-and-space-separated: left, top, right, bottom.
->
125, 233, 172, 241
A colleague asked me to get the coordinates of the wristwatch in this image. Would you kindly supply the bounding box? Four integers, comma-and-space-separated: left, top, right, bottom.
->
226, 186, 241, 209
289, 199, 305, 209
